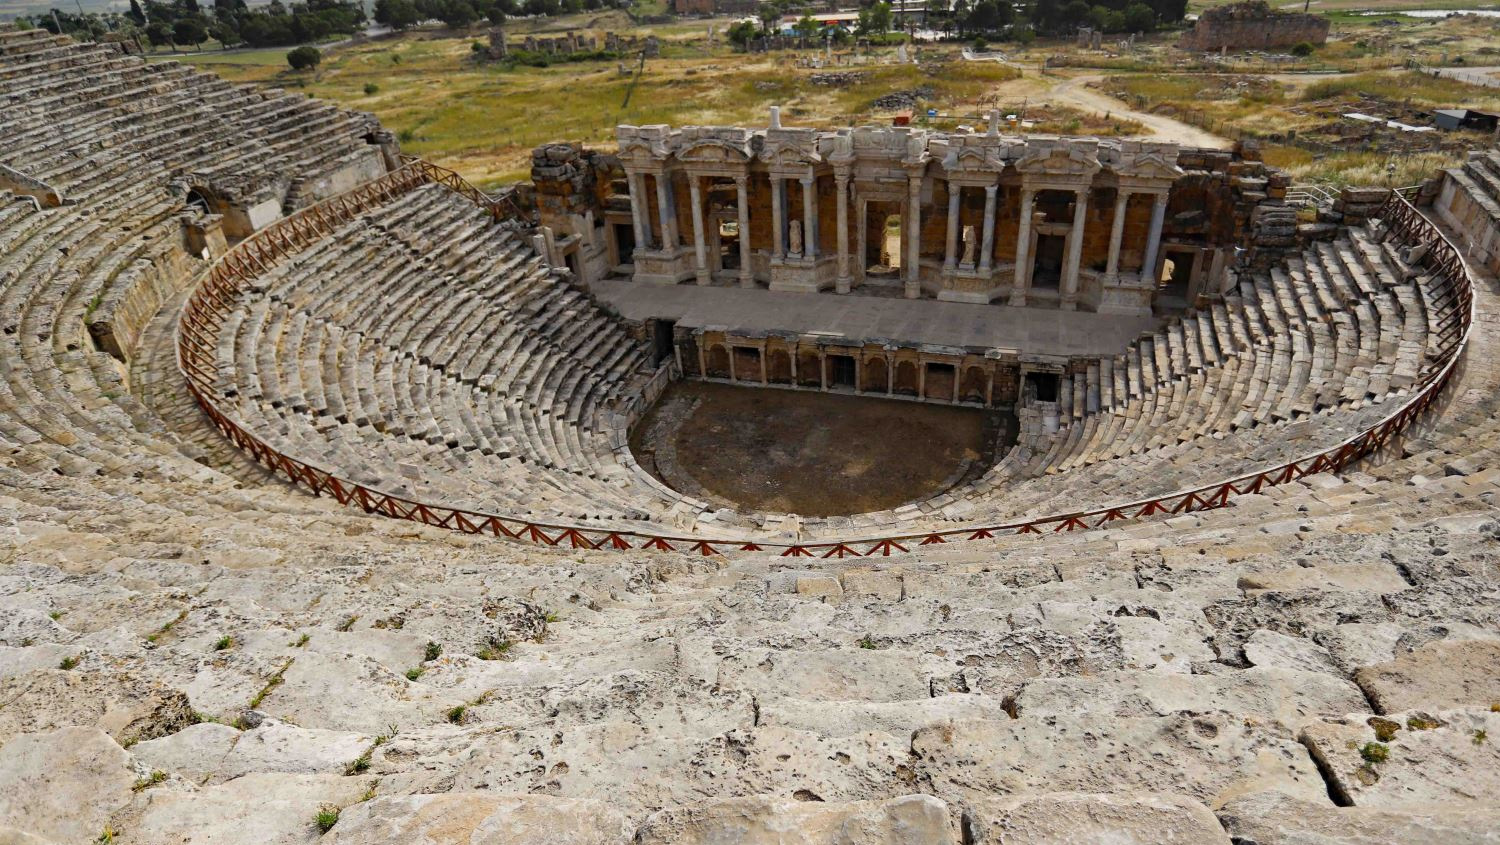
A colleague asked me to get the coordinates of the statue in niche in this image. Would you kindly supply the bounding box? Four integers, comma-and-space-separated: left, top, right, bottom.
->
961, 224, 977, 266
788, 220, 803, 256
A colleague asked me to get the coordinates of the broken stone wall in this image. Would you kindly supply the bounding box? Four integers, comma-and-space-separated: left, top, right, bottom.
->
1178, 1, 1329, 52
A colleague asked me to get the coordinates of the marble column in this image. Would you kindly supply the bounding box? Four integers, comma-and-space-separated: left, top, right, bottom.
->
770, 177, 785, 260
654, 173, 675, 252
1060, 187, 1089, 311
801, 176, 818, 259
1104, 189, 1131, 282
835, 174, 851, 293
688, 175, 709, 285
628, 171, 648, 256
905, 174, 922, 299
979, 184, 997, 275
1140, 193, 1168, 285
1010, 188, 1035, 307
735, 175, 753, 288
943, 182, 961, 271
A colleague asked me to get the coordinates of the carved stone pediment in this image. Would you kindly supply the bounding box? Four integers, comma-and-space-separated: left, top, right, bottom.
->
759, 140, 822, 168
1115, 150, 1184, 182
677, 139, 751, 165
617, 136, 666, 169
942, 144, 1003, 173
1016, 142, 1102, 180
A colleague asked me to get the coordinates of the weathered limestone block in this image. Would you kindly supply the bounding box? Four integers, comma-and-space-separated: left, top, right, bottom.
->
1354, 639, 1500, 713
795, 574, 843, 601
960, 792, 1230, 844
1242, 629, 1341, 674
324, 793, 633, 844
634, 794, 952, 845
1299, 709, 1500, 809
1014, 666, 1367, 726
130, 722, 242, 782
116, 773, 376, 845
840, 569, 903, 601
1218, 789, 1500, 844
912, 714, 1327, 807
0, 727, 137, 844
0, 669, 193, 746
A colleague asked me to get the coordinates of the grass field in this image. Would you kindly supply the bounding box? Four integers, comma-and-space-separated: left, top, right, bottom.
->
194, 35, 1132, 187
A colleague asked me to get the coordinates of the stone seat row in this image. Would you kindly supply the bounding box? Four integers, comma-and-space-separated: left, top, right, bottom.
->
1023, 229, 1443, 476
207, 184, 690, 528
0, 38, 379, 202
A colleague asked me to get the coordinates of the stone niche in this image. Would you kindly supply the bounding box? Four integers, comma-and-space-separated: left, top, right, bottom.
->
1177, 1, 1329, 52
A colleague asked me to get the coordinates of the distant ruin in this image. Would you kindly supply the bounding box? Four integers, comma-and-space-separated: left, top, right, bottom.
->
486, 28, 658, 59
1177, 1, 1329, 52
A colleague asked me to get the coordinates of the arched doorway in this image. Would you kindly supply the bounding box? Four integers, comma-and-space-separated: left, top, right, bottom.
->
705, 344, 730, 379
862, 356, 888, 393
766, 348, 793, 384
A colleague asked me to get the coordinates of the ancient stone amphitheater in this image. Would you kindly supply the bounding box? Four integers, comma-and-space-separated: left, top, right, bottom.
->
2, 25, 1499, 845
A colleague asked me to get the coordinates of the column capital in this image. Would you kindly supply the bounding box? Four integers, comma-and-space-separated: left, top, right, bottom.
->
800, 175, 815, 186
984, 184, 998, 196
733, 174, 748, 187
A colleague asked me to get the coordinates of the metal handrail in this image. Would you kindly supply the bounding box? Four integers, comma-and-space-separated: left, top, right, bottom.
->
177, 177, 1476, 558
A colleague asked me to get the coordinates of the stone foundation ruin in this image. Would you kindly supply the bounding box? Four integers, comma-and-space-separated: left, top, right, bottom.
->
1177, 1, 1329, 52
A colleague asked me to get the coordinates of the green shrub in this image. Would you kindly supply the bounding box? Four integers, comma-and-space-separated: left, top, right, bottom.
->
1359, 741, 1389, 764
363, 82, 379, 95
286, 45, 321, 71
1291, 41, 1315, 57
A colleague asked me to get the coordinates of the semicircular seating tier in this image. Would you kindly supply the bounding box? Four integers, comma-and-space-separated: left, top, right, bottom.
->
0, 24, 1474, 551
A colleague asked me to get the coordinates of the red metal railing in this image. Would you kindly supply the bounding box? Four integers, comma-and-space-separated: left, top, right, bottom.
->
178, 174, 1476, 557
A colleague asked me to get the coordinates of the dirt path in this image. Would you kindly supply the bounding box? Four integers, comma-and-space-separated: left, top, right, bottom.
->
1045, 73, 1232, 148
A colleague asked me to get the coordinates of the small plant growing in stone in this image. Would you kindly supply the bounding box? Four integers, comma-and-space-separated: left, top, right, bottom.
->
214, 635, 233, 651
425, 641, 442, 661
1406, 715, 1441, 731
1491, 702, 1500, 713
543, 610, 561, 623
336, 615, 359, 632
48, 610, 61, 620
96, 826, 115, 844
1359, 741, 1389, 764
132, 770, 167, 792
344, 752, 371, 775
1474, 729, 1488, 745
59, 655, 80, 670
405, 666, 425, 681
249, 659, 292, 709
445, 704, 466, 724
1368, 717, 1400, 742
314, 804, 340, 834
857, 634, 877, 649
476, 637, 512, 660
291, 633, 310, 648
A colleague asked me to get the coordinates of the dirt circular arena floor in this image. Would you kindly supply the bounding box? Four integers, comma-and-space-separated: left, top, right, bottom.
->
630, 381, 1007, 516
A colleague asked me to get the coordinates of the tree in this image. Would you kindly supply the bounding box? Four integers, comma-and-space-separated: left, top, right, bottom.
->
173, 15, 208, 49
867, 1, 892, 35
439, 0, 477, 27
145, 19, 174, 46
757, 4, 779, 34
374, 0, 420, 28
726, 19, 757, 46
1121, 1, 1154, 31
286, 44, 321, 68
128, 0, 147, 25
795, 13, 818, 37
